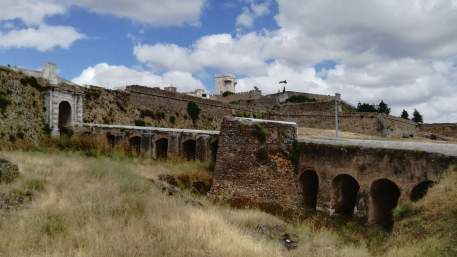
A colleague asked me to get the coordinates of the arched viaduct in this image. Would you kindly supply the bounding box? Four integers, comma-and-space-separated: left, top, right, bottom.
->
210, 117, 457, 230
73, 124, 219, 162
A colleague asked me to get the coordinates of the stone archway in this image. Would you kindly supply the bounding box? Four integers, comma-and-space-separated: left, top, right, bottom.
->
156, 138, 168, 159
370, 179, 401, 230
129, 136, 141, 155
332, 174, 360, 217
182, 139, 197, 161
410, 180, 434, 202
58, 101, 72, 130
299, 169, 319, 210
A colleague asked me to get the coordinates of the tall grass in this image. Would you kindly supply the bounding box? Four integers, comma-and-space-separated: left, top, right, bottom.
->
0, 151, 454, 257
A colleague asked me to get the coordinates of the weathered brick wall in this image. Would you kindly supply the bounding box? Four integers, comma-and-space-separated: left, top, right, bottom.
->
297, 142, 457, 220
210, 117, 299, 214
419, 123, 457, 138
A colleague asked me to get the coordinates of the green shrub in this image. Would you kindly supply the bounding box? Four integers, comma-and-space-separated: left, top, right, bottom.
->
169, 115, 176, 124
187, 102, 201, 122
254, 124, 268, 142
393, 203, 414, 220
286, 95, 316, 103
140, 109, 155, 119
222, 91, 235, 97
25, 178, 46, 192
20, 76, 44, 91
134, 119, 146, 127
0, 93, 11, 112
41, 214, 66, 236
156, 112, 165, 120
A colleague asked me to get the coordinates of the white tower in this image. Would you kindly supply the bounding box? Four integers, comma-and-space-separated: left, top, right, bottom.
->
43, 62, 58, 85
215, 74, 237, 95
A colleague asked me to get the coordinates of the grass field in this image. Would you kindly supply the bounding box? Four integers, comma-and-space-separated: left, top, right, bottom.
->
0, 151, 455, 257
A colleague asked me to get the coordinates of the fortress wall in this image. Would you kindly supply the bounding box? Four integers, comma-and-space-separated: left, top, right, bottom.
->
210, 90, 262, 103
419, 123, 457, 138
270, 112, 417, 137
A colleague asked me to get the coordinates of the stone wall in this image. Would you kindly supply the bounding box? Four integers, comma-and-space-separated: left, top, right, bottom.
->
419, 123, 457, 138
210, 117, 300, 215
210, 90, 262, 104
271, 112, 417, 137
0, 67, 48, 145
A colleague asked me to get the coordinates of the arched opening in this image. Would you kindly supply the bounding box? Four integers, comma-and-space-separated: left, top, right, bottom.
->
58, 101, 72, 130
156, 138, 168, 159
410, 180, 434, 202
106, 133, 116, 148
299, 169, 319, 210
129, 136, 141, 155
370, 179, 401, 230
210, 140, 218, 163
182, 139, 197, 161
332, 174, 360, 217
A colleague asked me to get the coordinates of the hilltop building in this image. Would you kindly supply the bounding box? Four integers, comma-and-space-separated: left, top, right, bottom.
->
215, 74, 237, 95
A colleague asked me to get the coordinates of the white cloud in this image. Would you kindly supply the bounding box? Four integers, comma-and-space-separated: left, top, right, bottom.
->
236, 1, 271, 28
72, 63, 204, 92
0, 0, 65, 25
0, 25, 84, 51
70, 0, 207, 26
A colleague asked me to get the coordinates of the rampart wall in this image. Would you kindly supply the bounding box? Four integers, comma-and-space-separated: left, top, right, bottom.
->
419, 123, 457, 138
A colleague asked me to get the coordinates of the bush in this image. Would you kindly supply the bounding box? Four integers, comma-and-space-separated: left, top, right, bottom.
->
254, 124, 268, 142
0, 93, 11, 112
187, 102, 201, 122
169, 115, 176, 124
134, 119, 146, 127
0, 159, 20, 183
20, 76, 44, 91
393, 203, 413, 220
140, 109, 155, 119
286, 95, 316, 103
25, 178, 46, 192
222, 91, 235, 97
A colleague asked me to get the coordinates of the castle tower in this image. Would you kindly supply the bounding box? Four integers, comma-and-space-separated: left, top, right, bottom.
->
215, 74, 237, 95
42, 62, 58, 85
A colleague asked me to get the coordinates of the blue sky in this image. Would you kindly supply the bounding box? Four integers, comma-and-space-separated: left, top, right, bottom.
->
1, 0, 457, 122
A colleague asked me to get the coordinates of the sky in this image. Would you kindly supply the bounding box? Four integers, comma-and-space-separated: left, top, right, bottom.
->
1, 0, 457, 123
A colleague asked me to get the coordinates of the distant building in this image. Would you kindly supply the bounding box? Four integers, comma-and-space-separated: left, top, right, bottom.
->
186, 88, 210, 99
215, 74, 237, 95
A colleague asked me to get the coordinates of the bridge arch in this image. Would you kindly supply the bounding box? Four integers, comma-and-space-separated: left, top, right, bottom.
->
58, 101, 72, 130
299, 169, 319, 210
410, 180, 434, 202
332, 174, 360, 217
182, 139, 197, 161
370, 178, 401, 230
129, 136, 142, 155
156, 138, 168, 159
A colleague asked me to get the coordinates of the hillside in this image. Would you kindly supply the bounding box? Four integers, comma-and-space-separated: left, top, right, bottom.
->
0, 150, 455, 257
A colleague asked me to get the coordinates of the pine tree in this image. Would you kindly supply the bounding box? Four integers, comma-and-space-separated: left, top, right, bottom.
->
377, 100, 391, 115
401, 109, 409, 120
412, 109, 423, 123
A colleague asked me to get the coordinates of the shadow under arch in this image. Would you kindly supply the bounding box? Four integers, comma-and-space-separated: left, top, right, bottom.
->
370, 178, 401, 231
332, 174, 360, 217
299, 169, 319, 210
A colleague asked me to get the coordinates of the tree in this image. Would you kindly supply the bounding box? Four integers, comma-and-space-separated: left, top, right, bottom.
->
401, 109, 409, 120
412, 109, 423, 123
377, 100, 391, 115
356, 102, 377, 112
187, 102, 201, 123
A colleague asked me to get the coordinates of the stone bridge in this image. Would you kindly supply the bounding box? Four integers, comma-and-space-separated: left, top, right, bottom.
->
210, 117, 457, 230
73, 123, 219, 161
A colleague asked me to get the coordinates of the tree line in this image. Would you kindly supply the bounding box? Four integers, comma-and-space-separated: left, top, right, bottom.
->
356, 100, 423, 123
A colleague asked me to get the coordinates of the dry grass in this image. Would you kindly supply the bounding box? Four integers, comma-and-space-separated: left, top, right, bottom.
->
0, 151, 454, 257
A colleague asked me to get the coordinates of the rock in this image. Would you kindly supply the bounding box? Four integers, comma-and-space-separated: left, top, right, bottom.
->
158, 174, 178, 187
0, 158, 19, 183
191, 181, 212, 195
256, 224, 299, 251
280, 234, 298, 251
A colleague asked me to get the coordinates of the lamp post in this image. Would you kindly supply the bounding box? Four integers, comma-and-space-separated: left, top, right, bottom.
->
335, 93, 341, 139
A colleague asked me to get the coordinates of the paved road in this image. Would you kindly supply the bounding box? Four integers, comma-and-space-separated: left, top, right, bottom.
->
299, 137, 457, 157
